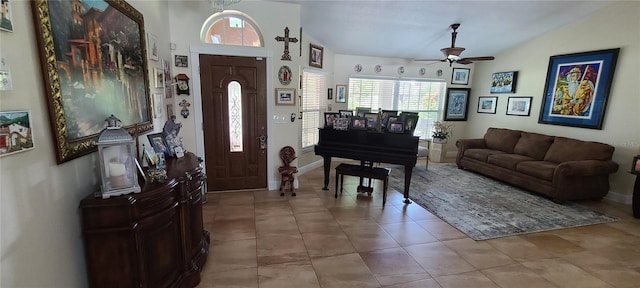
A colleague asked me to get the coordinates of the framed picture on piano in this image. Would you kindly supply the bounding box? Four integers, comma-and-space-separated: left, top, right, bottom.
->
350, 117, 367, 130
364, 113, 380, 130
339, 110, 353, 118
324, 112, 339, 128
388, 121, 405, 133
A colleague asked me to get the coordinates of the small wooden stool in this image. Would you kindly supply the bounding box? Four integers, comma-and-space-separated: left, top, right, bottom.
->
335, 163, 391, 205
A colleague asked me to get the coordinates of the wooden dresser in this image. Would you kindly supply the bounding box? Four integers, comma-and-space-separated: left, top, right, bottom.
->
79, 152, 210, 288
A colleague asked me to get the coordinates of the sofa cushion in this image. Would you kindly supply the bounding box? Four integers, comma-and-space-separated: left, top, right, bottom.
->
516, 161, 558, 181
513, 132, 555, 160
464, 148, 506, 162
484, 128, 522, 153
544, 137, 615, 163
487, 154, 536, 170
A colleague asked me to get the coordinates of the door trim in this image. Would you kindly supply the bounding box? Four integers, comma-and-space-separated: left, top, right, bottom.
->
190, 44, 276, 190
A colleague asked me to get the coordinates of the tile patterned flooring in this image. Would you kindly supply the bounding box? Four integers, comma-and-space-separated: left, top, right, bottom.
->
197, 163, 640, 288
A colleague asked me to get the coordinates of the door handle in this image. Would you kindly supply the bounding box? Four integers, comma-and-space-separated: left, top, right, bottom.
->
258, 135, 267, 150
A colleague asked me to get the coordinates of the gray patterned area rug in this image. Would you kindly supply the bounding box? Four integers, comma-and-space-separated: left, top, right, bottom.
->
388, 163, 618, 240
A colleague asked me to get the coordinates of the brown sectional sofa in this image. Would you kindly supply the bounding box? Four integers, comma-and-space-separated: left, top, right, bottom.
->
456, 127, 618, 202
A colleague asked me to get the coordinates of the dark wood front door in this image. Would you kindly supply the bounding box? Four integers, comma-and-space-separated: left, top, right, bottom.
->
199, 55, 267, 190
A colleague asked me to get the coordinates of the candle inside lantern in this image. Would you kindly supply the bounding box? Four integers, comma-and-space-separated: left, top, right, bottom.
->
109, 161, 130, 187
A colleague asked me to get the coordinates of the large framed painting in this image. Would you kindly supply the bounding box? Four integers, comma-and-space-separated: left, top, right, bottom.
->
31, 0, 153, 163
444, 88, 471, 121
538, 48, 619, 129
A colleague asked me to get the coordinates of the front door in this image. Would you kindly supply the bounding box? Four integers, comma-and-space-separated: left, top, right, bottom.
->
199, 55, 267, 190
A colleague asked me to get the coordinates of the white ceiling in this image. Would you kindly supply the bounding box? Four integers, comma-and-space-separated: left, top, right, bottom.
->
264, 0, 617, 61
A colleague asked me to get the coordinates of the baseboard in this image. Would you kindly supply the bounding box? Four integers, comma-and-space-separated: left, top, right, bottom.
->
604, 190, 632, 204
298, 159, 324, 176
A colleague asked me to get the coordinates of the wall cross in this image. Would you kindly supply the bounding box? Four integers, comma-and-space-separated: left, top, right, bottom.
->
275, 27, 298, 61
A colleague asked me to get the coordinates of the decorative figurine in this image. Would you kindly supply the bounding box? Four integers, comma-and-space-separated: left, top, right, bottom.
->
179, 99, 191, 118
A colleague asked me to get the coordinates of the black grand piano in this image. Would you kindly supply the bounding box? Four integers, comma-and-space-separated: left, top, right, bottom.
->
314, 128, 419, 204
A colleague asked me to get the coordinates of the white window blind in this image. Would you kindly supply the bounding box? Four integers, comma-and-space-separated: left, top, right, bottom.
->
348, 77, 446, 139
301, 69, 325, 149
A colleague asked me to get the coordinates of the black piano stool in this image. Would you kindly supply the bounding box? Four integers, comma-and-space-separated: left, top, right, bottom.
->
335, 163, 391, 206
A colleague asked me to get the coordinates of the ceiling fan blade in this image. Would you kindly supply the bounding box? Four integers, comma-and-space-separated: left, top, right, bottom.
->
414, 58, 446, 62
456, 59, 474, 65
460, 56, 495, 61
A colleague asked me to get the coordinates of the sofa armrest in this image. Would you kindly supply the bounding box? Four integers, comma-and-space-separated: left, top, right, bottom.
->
456, 138, 486, 166
554, 160, 619, 178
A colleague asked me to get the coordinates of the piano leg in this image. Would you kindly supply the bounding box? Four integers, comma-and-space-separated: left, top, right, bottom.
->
403, 165, 413, 204
322, 156, 331, 190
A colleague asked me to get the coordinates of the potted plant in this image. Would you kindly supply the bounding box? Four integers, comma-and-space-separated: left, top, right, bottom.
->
432, 121, 453, 144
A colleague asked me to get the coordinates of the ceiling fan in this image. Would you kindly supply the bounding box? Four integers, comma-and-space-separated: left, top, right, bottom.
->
416, 23, 495, 66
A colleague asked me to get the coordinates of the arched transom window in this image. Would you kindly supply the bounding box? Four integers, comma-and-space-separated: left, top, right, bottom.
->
200, 10, 263, 47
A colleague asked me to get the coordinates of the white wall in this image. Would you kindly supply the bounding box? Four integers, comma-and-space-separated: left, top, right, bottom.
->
466, 1, 640, 202
0, 1, 171, 287
166, 0, 335, 185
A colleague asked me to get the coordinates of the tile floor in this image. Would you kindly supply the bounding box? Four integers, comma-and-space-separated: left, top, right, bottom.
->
197, 162, 640, 288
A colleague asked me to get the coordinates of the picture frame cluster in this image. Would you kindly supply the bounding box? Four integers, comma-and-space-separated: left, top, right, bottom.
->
323, 110, 418, 135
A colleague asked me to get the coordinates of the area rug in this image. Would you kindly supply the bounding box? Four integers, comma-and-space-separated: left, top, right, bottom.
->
388, 163, 618, 240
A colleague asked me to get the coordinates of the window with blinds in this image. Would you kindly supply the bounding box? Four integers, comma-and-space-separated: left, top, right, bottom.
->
348, 76, 446, 139
301, 69, 326, 149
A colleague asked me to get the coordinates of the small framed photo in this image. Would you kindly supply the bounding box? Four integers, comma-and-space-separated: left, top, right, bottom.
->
327, 88, 333, 100
490, 71, 518, 93
0, 110, 34, 157
506, 97, 533, 116
324, 112, 339, 128
175, 55, 188, 67
339, 110, 353, 118
631, 156, 640, 174
444, 88, 471, 121
477, 96, 498, 114
309, 43, 324, 68
335, 84, 347, 103
381, 110, 398, 128
363, 113, 380, 129
451, 68, 470, 85
355, 107, 370, 117
334, 118, 349, 130
387, 121, 405, 133
148, 32, 159, 61
0, 0, 13, 32
400, 113, 419, 134
154, 67, 164, 88
350, 117, 367, 130
275, 88, 296, 105
147, 133, 170, 156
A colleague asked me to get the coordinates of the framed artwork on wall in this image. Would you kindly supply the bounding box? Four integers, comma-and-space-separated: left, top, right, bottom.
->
538, 48, 619, 129
444, 88, 471, 121
148, 32, 159, 61
0, 0, 13, 32
335, 84, 347, 103
506, 97, 532, 116
275, 88, 296, 105
31, 0, 153, 164
0, 110, 34, 157
477, 96, 498, 114
174, 55, 188, 67
490, 71, 518, 93
309, 43, 323, 68
451, 68, 470, 85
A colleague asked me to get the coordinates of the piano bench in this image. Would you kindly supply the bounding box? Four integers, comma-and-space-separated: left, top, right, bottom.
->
335, 163, 391, 205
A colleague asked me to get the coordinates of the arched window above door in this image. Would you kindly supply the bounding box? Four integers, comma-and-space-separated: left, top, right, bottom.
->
200, 10, 263, 47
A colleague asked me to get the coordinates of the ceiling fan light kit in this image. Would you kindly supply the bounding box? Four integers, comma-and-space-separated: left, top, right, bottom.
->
416, 23, 495, 66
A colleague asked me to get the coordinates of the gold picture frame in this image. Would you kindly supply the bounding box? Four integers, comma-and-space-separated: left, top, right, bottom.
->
31, 0, 153, 164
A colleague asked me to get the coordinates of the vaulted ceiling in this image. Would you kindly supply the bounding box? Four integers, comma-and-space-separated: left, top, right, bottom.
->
265, 0, 617, 62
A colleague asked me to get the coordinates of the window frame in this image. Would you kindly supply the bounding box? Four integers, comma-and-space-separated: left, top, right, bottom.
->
301, 68, 327, 152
